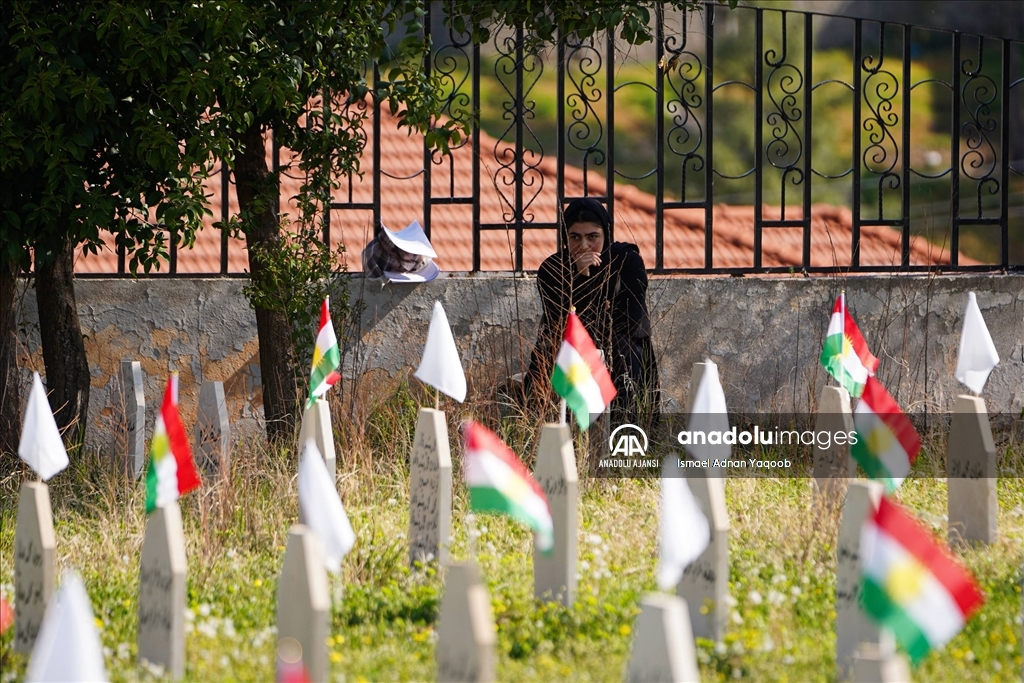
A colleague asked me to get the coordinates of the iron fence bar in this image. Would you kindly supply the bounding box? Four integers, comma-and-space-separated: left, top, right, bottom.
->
754, 8, 764, 270
704, 1, 715, 270
423, 2, 432, 239
852, 19, 862, 268
999, 38, 1010, 268
220, 161, 229, 274
557, 32, 565, 254
950, 31, 961, 268
472, 34, 481, 272
606, 26, 616, 243
901, 24, 911, 269
515, 24, 525, 272
373, 63, 382, 238
802, 11, 812, 272
655, 6, 665, 271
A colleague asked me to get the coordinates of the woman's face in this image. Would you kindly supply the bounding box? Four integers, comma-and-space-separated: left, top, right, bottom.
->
567, 221, 604, 256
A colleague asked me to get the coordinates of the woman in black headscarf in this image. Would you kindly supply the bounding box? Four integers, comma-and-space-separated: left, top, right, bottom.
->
524, 197, 660, 427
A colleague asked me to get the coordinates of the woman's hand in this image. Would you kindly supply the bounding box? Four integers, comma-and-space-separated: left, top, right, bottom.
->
573, 250, 602, 276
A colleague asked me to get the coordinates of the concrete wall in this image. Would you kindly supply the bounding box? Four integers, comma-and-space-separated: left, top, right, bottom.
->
13, 273, 1024, 447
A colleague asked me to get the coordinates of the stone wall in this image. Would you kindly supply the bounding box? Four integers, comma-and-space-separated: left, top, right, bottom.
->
13, 273, 1024, 447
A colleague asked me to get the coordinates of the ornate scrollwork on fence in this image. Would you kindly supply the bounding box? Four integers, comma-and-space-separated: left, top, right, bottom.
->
492, 28, 545, 223
664, 19, 705, 202
764, 12, 805, 213
959, 38, 1000, 218
564, 33, 606, 196
861, 24, 901, 220
430, 19, 474, 196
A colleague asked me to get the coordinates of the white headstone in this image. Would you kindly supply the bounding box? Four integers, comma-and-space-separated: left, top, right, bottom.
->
409, 408, 453, 567
626, 593, 701, 683
194, 381, 230, 477
120, 360, 146, 478
813, 386, 855, 499
138, 501, 187, 680
852, 643, 912, 683
299, 399, 336, 482
836, 480, 894, 681
436, 563, 496, 683
684, 363, 708, 416
533, 423, 578, 606
14, 481, 56, 654
947, 395, 997, 546
277, 525, 330, 683
676, 475, 729, 642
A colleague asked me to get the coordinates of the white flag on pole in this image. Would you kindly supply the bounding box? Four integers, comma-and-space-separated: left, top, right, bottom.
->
685, 359, 730, 462
414, 301, 467, 402
298, 440, 356, 574
19, 372, 69, 481
657, 459, 710, 591
955, 292, 1000, 394
25, 572, 108, 683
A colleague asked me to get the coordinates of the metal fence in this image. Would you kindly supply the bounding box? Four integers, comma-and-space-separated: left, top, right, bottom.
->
100, 1, 1024, 276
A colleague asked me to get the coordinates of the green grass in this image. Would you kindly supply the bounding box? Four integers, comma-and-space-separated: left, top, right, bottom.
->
1, 390, 1022, 682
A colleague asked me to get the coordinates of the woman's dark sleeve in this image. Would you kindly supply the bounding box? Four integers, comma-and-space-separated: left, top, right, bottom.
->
615, 250, 651, 339
527, 257, 567, 387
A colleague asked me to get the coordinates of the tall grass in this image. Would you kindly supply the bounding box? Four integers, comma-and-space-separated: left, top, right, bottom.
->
1, 375, 1022, 682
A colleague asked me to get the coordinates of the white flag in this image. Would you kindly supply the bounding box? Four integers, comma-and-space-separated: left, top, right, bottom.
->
685, 359, 730, 463
298, 440, 356, 574
25, 572, 108, 683
657, 459, 710, 591
19, 372, 69, 481
955, 292, 999, 394
414, 301, 467, 402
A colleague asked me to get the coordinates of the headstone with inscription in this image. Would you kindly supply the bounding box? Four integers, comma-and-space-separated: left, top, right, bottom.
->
852, 643, 912, 683
409, 408, 452, 567
14, 482, 56, 654
836, 480, 893, 681
194, 381, 230, 477
277, 525, 329, 683
299, 399, 336, 481
120, 360, 146, 478
533, 423, 578, 606
436, 562, 496, 683
626, 593, 701, 683
676, 475, 729, 642
813, 385, 855, 499
138, 501, 188, 680
947, 395, 997, 546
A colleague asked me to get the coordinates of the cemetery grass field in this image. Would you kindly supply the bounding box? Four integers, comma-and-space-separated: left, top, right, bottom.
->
1, 389, 1022, 682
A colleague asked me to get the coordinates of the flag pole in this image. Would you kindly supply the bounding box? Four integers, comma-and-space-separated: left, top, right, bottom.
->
434, 387, 440, 411
559, 399, 567, 425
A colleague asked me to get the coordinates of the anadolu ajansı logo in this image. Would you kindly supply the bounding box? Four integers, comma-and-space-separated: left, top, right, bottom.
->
608, 424, 648, 458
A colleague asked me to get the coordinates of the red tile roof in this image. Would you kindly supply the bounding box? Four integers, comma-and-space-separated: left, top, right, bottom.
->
74, 108, 970, 274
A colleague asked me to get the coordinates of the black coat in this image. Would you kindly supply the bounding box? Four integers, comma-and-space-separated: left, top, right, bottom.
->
526, 240, 660, 424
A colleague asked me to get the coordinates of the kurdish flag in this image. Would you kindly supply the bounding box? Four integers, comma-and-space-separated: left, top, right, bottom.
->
551, 311, 617, 430
851, 376, 921, 491
463, 421, 554, 552
860, 496, 984, 665
820, 293, 880, 398
308, 296, 341, 408
145, 375, 201, 514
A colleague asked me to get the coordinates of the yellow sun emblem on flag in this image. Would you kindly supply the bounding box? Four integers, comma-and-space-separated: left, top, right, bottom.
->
866, 424, 895, 454
566, 360, 589, 386
885, 557, 927, 604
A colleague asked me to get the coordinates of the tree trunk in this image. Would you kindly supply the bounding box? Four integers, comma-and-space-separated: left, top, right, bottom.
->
0, 254, 22, 460
35, 233, 90, 450
235, 124, 299, 443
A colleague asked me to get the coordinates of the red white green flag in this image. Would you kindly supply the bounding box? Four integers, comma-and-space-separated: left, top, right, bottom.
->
551, 311, 617, 430
308, 296, 341, 408
463, 421, 554, 552
145, 374, 201, 513
851, 376, 921, 491
860, 496, 985, 665
820, 293, 879, 398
